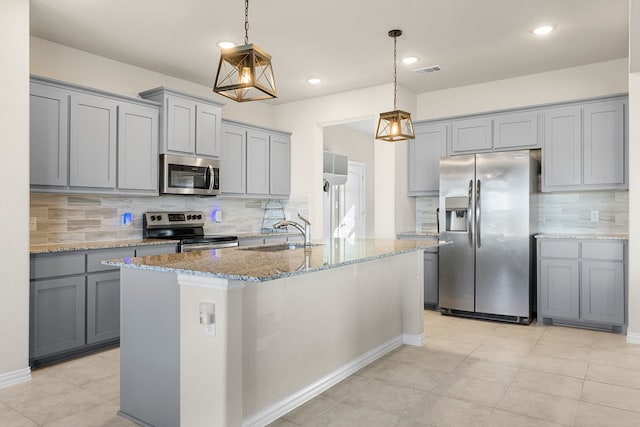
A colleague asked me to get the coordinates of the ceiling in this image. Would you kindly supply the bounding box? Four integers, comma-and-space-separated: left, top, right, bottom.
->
30, 0, 629, 106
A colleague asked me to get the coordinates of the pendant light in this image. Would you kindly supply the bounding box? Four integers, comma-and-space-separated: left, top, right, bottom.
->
213, 0, 277, 102
375, 29, 415, 141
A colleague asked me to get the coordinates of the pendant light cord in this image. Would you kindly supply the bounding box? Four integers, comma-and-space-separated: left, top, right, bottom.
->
244, 0, 249, 45
393, 34, 397, 110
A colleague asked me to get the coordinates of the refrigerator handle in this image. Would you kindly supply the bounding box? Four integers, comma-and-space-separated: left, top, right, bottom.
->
476, 179, 481, 248
467, 179, 473, 248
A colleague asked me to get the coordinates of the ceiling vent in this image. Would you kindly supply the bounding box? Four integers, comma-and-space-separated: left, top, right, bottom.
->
414, 65, 442, 75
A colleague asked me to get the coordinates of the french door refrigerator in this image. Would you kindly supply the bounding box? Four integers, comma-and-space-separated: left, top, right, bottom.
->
438, 150, 538, 324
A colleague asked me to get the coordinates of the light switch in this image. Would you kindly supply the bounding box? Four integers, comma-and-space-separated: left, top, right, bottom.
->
590, 210, 599, 222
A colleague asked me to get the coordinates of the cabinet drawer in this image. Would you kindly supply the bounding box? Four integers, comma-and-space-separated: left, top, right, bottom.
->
87, 248, 135, 272
30, 253, 85, 279
582, 241, 624, 261
539, 240, 579, 258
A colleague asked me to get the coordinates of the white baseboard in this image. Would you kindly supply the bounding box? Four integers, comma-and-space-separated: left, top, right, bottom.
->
242, 335, 403, 427
627, 331, 640, 345
403, 333, 426, 347
0, 368, 31, 389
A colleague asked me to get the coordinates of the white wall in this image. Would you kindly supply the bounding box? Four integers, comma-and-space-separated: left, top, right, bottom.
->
416, 58, 629, 120
30, 37, 277, 129
628, 0, 640, 342
273, 83, 416, 238
0, 0, 30, 384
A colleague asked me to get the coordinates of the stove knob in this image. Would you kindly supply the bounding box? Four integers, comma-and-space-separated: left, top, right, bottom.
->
197, 214, 202, 220
150, 215, 156, 221
187, 215, 192, 220
156, 215, 162, 221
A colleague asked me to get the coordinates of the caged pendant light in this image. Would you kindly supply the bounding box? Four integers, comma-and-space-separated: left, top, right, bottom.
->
375, 29, 415, 142
213, 0, 277, 102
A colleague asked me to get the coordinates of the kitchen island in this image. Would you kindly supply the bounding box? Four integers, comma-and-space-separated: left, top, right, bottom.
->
104, 238, 445, 427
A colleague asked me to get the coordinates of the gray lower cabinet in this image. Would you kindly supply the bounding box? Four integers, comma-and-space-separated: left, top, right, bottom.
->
537, 238, 626, 332
86, 271, 120, 344
542, 98, 627, 192
221, 120, 291, 198
30, 276, 86, 358
423, 251, 438, 309
29, 243, 177, 366
30, 75, 160, 195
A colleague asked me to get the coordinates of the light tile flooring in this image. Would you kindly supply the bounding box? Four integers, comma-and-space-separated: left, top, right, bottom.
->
2, 311, 640, 426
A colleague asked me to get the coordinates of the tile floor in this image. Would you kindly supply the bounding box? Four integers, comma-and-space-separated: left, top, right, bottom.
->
2, 310, 640, 426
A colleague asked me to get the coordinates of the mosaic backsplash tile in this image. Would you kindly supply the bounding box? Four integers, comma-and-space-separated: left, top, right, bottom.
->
416, 190, 628, 235
30, 193, 309, 244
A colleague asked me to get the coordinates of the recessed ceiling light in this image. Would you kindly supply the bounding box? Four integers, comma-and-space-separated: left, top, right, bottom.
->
218, 41, 235, 49
402, 57, 419, 65
307, 78, 321, 85
532, 25, 555, 36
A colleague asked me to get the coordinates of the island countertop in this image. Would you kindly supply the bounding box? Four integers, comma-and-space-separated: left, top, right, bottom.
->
103, 238, 447, 282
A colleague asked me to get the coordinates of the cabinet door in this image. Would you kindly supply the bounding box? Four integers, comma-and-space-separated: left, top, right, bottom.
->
246, 129, 270, 195
580, 261, 624, 325
195, 103, 221, 157
493, 111, 540, 151
30, 276, 86, 358
583, 101, 626, 188
542, 106, 582, 191
118, 103, 159, 192
539, 259, 580, 320
30, 82, 69, 187
269, 134, 291, 196
221, 123, 246, 194
450, 117, 492, 154
69, 93, 117, 189
408, 123, 447, 196
166, 96, 196, 154
423, 252, 439, 307
87, 271, 120, 344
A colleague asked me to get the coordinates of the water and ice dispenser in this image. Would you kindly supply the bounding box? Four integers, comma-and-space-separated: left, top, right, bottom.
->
444, 197, 468, 232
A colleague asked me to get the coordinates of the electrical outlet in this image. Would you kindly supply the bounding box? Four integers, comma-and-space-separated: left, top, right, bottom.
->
29, 217, 36, 231
590, 210, 599, 222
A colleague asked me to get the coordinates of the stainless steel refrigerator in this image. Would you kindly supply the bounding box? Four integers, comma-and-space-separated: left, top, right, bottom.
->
438, 150, 539, 324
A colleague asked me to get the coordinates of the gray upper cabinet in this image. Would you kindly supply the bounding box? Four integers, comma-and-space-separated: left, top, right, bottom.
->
542, 98, 627, 192
30, 76, 160, 196
117, 103, 159, 192
408, 122, 448, 196
221, 122, 247, 194
542, 105, 582, 189
269, 134, 291, 196
139, 87, 223, 158
582, 101, 626, 188
69, 93, 118, 189
493, 111, 540, 151
451, 117, 492, 154
246, 130, 270, 196
30, 82, 69, 187
221, 120, 291, 198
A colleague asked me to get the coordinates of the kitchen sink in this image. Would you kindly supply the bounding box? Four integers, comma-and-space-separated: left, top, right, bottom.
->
239, 243, 323, 252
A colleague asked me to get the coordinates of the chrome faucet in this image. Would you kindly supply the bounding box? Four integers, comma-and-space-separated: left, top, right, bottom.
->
273, 213, 312, 246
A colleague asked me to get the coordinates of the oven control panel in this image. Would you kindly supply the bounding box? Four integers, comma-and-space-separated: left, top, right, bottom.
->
144, 211, 205, 227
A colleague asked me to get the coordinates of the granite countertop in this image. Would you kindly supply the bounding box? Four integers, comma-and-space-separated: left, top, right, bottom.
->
535, 233, 628, 241
30, 239, 181, 254
103, 238, 449, 283
396, 231, 439, 239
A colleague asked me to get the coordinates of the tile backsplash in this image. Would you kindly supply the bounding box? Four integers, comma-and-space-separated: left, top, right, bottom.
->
30, 193, 309, 244
416, 190, 629, 235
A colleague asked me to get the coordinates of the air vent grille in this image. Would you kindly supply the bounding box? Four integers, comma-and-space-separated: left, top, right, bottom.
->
414, 65, 442, 75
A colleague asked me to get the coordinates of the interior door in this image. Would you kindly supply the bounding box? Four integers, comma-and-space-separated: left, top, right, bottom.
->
340, 161, 366, 238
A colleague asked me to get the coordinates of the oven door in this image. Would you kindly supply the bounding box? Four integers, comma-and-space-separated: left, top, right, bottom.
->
181, 241, 238, 253
161, 154, 220, 196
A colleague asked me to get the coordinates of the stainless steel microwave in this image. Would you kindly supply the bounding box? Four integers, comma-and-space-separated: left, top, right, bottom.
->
160, 154, 220, 196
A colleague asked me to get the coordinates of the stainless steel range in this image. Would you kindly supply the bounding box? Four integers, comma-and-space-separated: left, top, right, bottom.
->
143, 210, 238, 253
